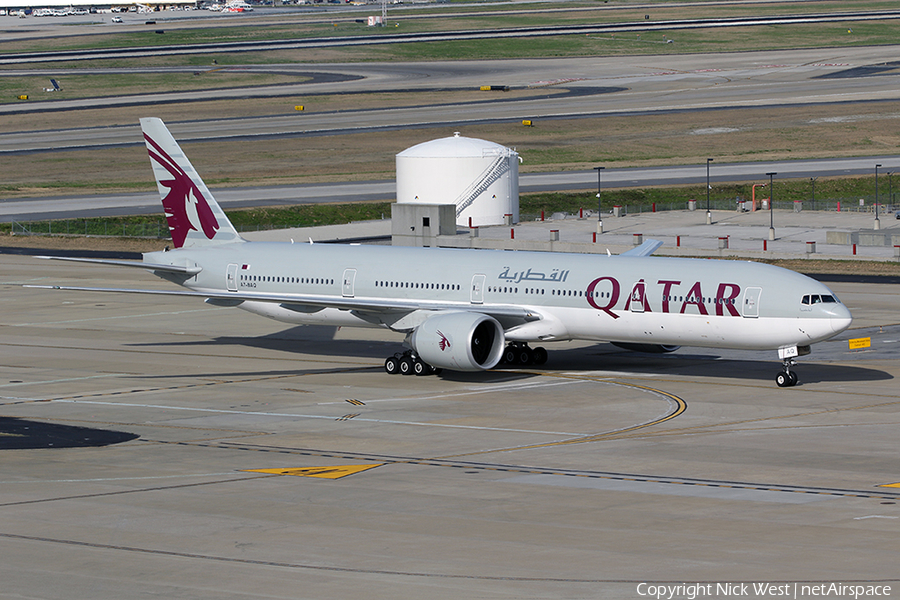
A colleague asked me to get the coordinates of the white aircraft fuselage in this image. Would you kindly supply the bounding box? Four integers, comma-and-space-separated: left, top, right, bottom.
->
151, 242, 849, 353
34, 118, 853, 387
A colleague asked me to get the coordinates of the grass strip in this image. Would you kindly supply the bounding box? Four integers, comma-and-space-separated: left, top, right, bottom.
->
2, 175, 896, 238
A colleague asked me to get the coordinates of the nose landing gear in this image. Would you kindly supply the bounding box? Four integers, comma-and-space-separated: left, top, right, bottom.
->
775, 358, 799, 387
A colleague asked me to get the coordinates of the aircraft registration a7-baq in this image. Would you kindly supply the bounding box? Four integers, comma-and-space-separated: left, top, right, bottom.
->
35, 118, 853, 387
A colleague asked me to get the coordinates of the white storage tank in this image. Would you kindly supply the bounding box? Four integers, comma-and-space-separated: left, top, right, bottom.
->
396, 133, 519, 227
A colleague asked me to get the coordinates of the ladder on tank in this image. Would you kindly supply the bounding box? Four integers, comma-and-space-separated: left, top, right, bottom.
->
454, 152, 511, 218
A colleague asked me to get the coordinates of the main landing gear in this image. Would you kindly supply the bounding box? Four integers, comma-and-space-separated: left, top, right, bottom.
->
384, 351, 441, 377
500, 342, 548, 367
775, 358, 799, 388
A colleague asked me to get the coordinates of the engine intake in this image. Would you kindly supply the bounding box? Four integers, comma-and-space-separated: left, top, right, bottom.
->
409, 312, 505, 372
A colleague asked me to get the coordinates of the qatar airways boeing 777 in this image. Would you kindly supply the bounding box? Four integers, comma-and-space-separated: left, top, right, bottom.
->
32, 118, 853, 387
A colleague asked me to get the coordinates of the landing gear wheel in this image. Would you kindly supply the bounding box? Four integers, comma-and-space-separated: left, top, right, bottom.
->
384, 356, 400, 375
776, 371, 798, 387
399, 356, 414, 375
503, 348, 517, 365
502, 343, 547, 367
776, 357, 799, 387
413, 360, 430, 376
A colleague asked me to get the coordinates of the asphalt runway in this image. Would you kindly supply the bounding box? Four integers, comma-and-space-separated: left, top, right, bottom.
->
1, 255, 898, 598
5, 46, 900, 148
5, 44, 900, 221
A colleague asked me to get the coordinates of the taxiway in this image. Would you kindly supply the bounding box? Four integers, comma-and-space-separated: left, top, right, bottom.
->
0, 254, 898, 598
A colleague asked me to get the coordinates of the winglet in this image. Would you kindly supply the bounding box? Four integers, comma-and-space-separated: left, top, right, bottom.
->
620, 239, 664, 257
140, 117, 242, 249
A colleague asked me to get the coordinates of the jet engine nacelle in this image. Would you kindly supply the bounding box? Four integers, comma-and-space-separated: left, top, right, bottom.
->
611, 342, 681, 354
409, 312, 505, 372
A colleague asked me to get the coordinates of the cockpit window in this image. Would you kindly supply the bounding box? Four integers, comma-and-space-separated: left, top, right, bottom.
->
801, 294, 838, 305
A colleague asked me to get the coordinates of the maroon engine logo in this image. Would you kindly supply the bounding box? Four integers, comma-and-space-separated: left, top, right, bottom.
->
437, 330, 451, 351
145, 134, 219, 248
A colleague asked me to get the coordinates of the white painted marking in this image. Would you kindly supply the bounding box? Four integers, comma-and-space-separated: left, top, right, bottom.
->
0, 278, 51, 285
54, 399, 581, 436
853, 515, 899, 520
320, 378, 583, 405
0, 374, 121, 389
562, 370, 657, 378
12, 307, 222, 327
503, 474, 831, 504
0, 472, 246, 484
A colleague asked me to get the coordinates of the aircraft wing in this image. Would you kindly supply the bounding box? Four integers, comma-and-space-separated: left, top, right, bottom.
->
25, 284, 541, 323
620, 239, 664, 257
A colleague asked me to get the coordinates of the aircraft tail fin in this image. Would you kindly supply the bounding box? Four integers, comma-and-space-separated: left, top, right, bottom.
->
140, 117, 242, 249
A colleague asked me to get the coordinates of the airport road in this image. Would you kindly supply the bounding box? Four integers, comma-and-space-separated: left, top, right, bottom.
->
5, 155, 900, 221
0, 254, 898, 598
5, 10, 900, 65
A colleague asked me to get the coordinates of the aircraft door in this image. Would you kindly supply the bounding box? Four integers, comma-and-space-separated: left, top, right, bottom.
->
742, 287, 762, 318
628, 280, 647, 313
470, 274, 486, 304
226, 263, 238, 292
342, 268, 357, 298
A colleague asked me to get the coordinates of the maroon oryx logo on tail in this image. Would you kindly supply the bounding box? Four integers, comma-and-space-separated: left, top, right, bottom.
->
145, 133, 219, 248
437, 330, 451, 351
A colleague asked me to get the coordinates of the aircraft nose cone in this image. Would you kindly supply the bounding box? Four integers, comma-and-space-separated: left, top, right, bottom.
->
830, 304, 853, 334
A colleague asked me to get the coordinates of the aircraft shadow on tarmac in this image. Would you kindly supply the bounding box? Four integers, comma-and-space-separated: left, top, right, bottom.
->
550, 346, 893, 385
128, 325, 395, 361
125, 326, 892, 386
0, 417, 139, 450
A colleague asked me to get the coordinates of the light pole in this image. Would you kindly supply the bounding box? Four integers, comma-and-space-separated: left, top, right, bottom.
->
889, 172, 894, 211
594, 166, 605, 233
706, 158, 713, 224
874, 164, 882, 230
810, 177, 817, 211
767, 172, 776, 241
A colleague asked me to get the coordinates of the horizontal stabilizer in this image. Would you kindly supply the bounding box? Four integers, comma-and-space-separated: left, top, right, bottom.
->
621, 239, 664, 257
34, 255, 201, 275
